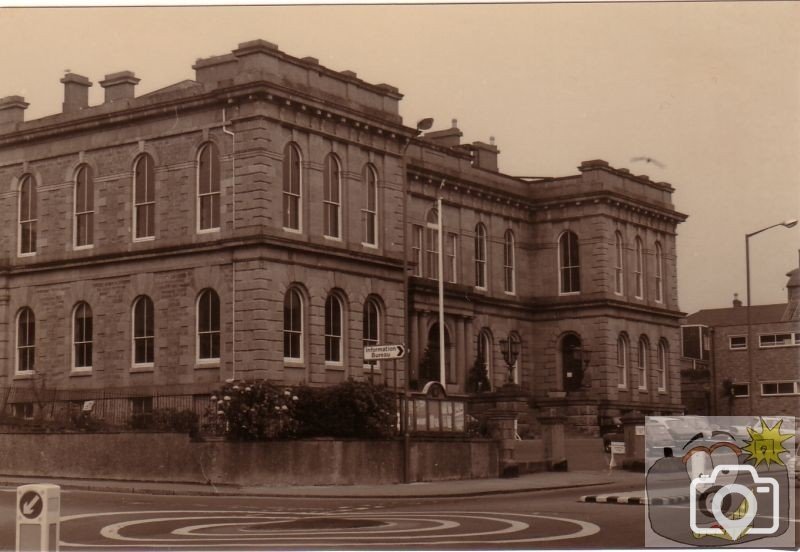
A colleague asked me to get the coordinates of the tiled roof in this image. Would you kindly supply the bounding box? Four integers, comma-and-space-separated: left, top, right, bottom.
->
686, 304, 789, 327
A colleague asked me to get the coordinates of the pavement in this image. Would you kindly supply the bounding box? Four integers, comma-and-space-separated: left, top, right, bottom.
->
0, 469, 644, 499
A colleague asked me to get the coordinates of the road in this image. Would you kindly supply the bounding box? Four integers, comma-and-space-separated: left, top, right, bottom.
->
1, 480, 797, 550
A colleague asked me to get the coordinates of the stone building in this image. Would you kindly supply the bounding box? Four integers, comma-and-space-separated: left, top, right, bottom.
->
0, 39, 688, 432
681, 265, 800, 417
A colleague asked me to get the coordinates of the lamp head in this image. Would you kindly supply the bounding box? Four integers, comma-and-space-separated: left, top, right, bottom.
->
416, 118, 434, 132
782, 219, 798, 228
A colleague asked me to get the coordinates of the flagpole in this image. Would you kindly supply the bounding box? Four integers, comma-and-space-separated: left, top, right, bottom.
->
437, 191, 446, 388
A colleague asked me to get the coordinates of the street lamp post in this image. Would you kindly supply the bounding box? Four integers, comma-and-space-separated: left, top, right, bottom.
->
500, 336, 520, 384
745, 218, 797, 413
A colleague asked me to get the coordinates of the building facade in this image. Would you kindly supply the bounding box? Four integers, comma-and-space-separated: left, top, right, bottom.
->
0, 40, 688, 432
681, 266, 800, 417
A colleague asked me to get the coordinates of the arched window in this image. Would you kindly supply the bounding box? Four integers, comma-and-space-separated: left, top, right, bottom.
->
425, 208, 439, 280
655, 242, 664, 303
74, 165, 94, 247
283, 288, 303, 361
133, 154, 156, 239
474, 223, 487, 289
132, 296, 154, 366
634, 237, 644, 299
614, 231, 624, 295
282, 142, 302, 230
197, 143, 220, 231
73, 302, 93, 370
16, 308, 35, 373
657, 340, 668, 392
323, 154, 341, 238
509, 331, 522, 384
362, 164, 378, 246
616, 333, 628, 389
503, 229, 515, 294
477, 329, 493, 390
559, 231, 580, 294
638, 337, 649, 390
561, 333, 584, 391
324, 294, 343, 363
197, 289, 220, 361
363, 298, 380, 373
19, 175, 37, 255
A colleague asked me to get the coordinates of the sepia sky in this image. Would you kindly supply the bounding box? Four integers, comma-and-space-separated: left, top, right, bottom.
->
0, 3, 798, 314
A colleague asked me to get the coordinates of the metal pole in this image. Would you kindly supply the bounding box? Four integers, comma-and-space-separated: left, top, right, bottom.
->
745, 235, 753, 414
437, 196, 446, 388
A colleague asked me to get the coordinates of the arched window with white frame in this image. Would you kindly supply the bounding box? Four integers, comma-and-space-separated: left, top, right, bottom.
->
324, 293, 343, 363
503, 229, 515, 294
614, 231, 624, 295
638, 336, 649, 390
558, 230, 580, 294
323, 153, 341, 238
19, 175, 37, 255
282, 142, 302, 231
132, 295, 155, 366
655, 242, 664, 303
197, 142, 220, 232
197, 289, 220, 362
617, 333, 628, 389
283, 288, 303, 361
362, 164, 378, 246
477, 328, 493, 390
73, 302, 93, 370
363, 298, 380, 373
634, 237, 644, 299
474, 223, 487, 289
16, 307, 35, 374
74, 165, 94, 248
657, 340, 668, 392
133, 153, 156, 240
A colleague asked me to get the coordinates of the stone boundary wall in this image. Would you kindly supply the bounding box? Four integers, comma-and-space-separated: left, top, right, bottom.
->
0, 433, 498, 486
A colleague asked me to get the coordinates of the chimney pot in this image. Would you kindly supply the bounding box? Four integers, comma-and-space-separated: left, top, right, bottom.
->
99, 71, 140, 103
451, 118, 458, 129
732, 293, 742, 308
60, 72, 92, 113
0, 95, 29, 129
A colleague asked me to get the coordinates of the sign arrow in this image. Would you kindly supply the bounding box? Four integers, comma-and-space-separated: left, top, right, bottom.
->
395, 345, 405, 357
22, 494, 40, 516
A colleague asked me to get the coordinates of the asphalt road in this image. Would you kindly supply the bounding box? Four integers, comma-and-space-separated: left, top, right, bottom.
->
1, 480, 797, 550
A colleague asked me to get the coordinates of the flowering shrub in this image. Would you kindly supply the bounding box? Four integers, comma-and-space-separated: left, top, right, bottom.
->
203, 379, 397, 440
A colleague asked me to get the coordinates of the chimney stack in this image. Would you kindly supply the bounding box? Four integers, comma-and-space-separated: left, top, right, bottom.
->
422, 120, 462, 148
99, 71, 140, 103
470, 140, 500, 172
732, 293, 742, 308
60, 73, 92, 113
0, 96, 29, 130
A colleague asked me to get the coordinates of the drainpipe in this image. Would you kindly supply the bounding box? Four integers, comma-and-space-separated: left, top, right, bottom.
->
222, 104, 236, 381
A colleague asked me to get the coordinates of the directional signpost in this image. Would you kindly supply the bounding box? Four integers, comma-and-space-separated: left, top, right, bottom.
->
16, 484, 60, 552
364, 344, 406, 361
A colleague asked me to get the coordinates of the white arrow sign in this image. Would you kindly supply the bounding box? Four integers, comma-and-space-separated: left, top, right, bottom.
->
364, 344, 406, 360
22, 494, 40, 516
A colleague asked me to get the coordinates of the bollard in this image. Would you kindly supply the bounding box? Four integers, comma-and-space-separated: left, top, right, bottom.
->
16, 484, 60, 552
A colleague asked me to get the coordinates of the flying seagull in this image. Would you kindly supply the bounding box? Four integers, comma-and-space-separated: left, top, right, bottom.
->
631, 156, 665, 169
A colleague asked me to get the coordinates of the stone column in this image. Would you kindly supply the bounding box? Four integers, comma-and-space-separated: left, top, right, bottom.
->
621, 410, 646, 471
464, 317, 474, 377
416, 311, 428, 387
410, 311, 419, 384
456, 317, 466, 391
537, 412, 568, 471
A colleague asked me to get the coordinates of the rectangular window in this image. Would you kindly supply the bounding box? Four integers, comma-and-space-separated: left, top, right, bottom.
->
446, 233, 457, 284
729, 336, 747, 350
361, 167, 378, 246
761, 381, 798, 396
75, 167, 94, 247
412, 225, 423, 277
425, 225, 438, 280
198, 144, 220, 231
731, 383, 749, 397
131, 396, 153, 415
134, 155, 156, 239
13, 403, 34, 420
759, 333, 796, 348
19, 176, 37, 255
282, 145, 301, 230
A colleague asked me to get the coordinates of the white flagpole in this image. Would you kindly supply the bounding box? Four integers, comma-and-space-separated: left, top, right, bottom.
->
437, 189, 446, 388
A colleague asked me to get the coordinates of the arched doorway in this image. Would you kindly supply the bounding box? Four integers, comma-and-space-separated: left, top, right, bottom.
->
561, 333, 584, 392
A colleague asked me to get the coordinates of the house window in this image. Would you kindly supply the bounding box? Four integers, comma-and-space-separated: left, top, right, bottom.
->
412, 225, 423, 277
73, 302, 93, 370
638, 337, 648, 390
759, 333, 797, 348
474, 223, 487, 289
133, 153, 155, 239
283, 289, 303, 360
282, 142, 302, 230
13, 403, 34, 420
634, 237, 644, 299
74, 165, 94, 247
362, 164, 378, 246
19, 175, 37, 255
614, 231, 624, 295
731, 383, 749, 397
324, 294, 343, 363
363, 298, 380, 372
133, 295, 154, 366
558, 231, 580, 294
657, 340, 668, 392
425, 208, 439, 280
477, 329, 492, 390
197, 142, 220, 231
761, 381, 799, 396
616, 334, 628, 389
503, 229, 515, 294
323, 154, 341, 238
197, 289, 220, 361
16, 307, 35, 373
446, 232, 457, 283
131, 396, 153, 415
655, 242, 664, 303
729, 336, 747, 350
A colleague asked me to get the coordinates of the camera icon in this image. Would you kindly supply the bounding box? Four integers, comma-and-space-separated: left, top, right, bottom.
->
689, 464, 779, 541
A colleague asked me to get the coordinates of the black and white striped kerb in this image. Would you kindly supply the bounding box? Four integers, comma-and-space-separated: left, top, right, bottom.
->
579, 494, 689, 505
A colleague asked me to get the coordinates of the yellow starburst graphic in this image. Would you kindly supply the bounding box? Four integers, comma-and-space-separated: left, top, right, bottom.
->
742, 418, 792, 467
